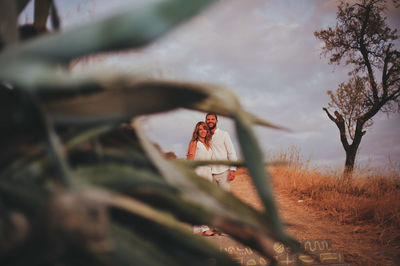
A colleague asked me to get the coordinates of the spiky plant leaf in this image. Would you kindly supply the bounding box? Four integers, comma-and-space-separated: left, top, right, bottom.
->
189, 83, 289, 130
75, 160, 278, 260
17, 75, 284, 129
133, 118, 298, 258
109, 219, 237, 266
62, 185, 238, 265
0, 0, 19, 46
0, 0, 216, 65
234, 109, 298, 249
104, 223, 181, 266
33, 0, 51, 30
17, 0, 31, 14
41, 79, 209, 125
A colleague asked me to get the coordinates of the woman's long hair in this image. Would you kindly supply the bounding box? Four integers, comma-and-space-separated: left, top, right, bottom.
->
190, 121, 211, 147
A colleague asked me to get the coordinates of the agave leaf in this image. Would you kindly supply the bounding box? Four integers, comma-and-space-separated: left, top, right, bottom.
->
68, 185, 187, 234
132, 118, 298, 257
86, 148, 155, 169
41, 79, 209, 125
74, 164, 173, 193
133, 117, 234, 216
73, 163, 213, 226
75, 162, 277, 261
65, 124, 114, 149
30, 76, 284, 130
90, 188, 237, 266
244, 110, 291, 131
0, 0, 19, 46
58, 77, 286, 129
1, 67, 286, 130
3, 146, 154, 182
34, 0, 51, 30
1, 142, 44, 178
105, 223, 181, 266
110, 216, 238, 266
74, 187, 237, 265
45, 115, 74, 188
17, 0, 31, 14
188, 83, 289, 130
73, 162, 236, 225
132, 117, 257, 224
1, 125, 114, 179
233, 109, 299, 250
0, 179, 50, 215
73, 163, 217, 224
0, 0, 216, 66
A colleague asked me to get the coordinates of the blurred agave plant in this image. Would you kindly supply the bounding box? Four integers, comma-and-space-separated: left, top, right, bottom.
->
0, 0, 299, 265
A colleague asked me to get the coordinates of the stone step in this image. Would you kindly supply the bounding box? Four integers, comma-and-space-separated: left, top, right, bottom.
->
206, 236, 350, 266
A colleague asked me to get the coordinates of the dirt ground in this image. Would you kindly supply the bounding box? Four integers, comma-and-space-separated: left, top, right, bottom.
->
231, 168, 400, 266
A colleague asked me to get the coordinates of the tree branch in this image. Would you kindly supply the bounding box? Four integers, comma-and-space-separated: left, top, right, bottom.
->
388, 87, 400, 101
323, 108, 350, 151
361, 98, 387, 122
323, 107, 336, 122
359, 1, 379, 101
382, 45, 392, 98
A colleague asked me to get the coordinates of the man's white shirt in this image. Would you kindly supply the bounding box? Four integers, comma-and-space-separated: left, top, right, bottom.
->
210, 128, 237, 174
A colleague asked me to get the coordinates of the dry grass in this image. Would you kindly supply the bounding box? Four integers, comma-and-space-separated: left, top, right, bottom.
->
268, 147, 400, 246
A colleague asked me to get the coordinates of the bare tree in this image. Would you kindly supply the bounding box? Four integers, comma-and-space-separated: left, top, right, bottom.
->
315, 0, 400, 177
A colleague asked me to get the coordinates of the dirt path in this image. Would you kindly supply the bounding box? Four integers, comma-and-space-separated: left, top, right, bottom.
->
231, 169, 400, 266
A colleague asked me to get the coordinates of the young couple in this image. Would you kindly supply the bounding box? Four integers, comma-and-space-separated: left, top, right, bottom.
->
186, 113, 237, 236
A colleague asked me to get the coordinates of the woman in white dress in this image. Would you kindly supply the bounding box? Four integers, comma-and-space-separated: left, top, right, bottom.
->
187, 121, 213, 181
186, 121, 214, 236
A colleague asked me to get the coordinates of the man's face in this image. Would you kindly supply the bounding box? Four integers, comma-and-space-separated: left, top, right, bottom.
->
206, 115, 217, 130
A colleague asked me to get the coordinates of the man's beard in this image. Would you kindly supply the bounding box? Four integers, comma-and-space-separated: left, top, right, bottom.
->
207, 123, 216, 130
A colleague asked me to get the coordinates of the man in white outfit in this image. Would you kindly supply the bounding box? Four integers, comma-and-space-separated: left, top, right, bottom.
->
205, 113, 237, 192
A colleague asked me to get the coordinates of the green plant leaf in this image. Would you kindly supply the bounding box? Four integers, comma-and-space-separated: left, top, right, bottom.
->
109, 222, 238, 266
233, 109, 298, 250
132, 118, 298, 258
41, 79, 209, 125
0, 0, 19, 46
188, 83, 288, 130
68, 187, 238, 265
34, 0, 51, 30
74, 164, 172, 193
14, 75, 285, 131
17, 0, 31, 14
0, 0, 216, 65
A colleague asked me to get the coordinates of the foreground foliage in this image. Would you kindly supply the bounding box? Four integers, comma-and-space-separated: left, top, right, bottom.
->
0, 1, 297, 265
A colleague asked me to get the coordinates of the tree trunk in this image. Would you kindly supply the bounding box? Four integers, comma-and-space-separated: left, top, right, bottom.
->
344, 148, 356, 179
323, 108, 366, 180
343, 125, 364, 179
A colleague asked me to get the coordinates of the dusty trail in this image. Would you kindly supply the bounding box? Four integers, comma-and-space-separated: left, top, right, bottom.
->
231, 168, 400, 266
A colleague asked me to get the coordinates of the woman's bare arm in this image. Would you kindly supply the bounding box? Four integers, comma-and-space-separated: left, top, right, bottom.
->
186, 141, 196, 160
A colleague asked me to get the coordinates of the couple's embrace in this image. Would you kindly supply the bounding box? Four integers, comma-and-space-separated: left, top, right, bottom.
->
186, 113, 237, 236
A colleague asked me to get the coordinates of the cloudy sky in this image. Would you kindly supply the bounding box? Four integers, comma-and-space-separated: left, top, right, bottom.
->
21, 0, 400, 171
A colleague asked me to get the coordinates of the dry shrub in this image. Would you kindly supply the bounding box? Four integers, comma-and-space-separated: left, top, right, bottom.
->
268, 148, 400, 240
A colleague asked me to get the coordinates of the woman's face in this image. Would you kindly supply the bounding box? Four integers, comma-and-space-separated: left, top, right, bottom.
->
198, 124, 208, 138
